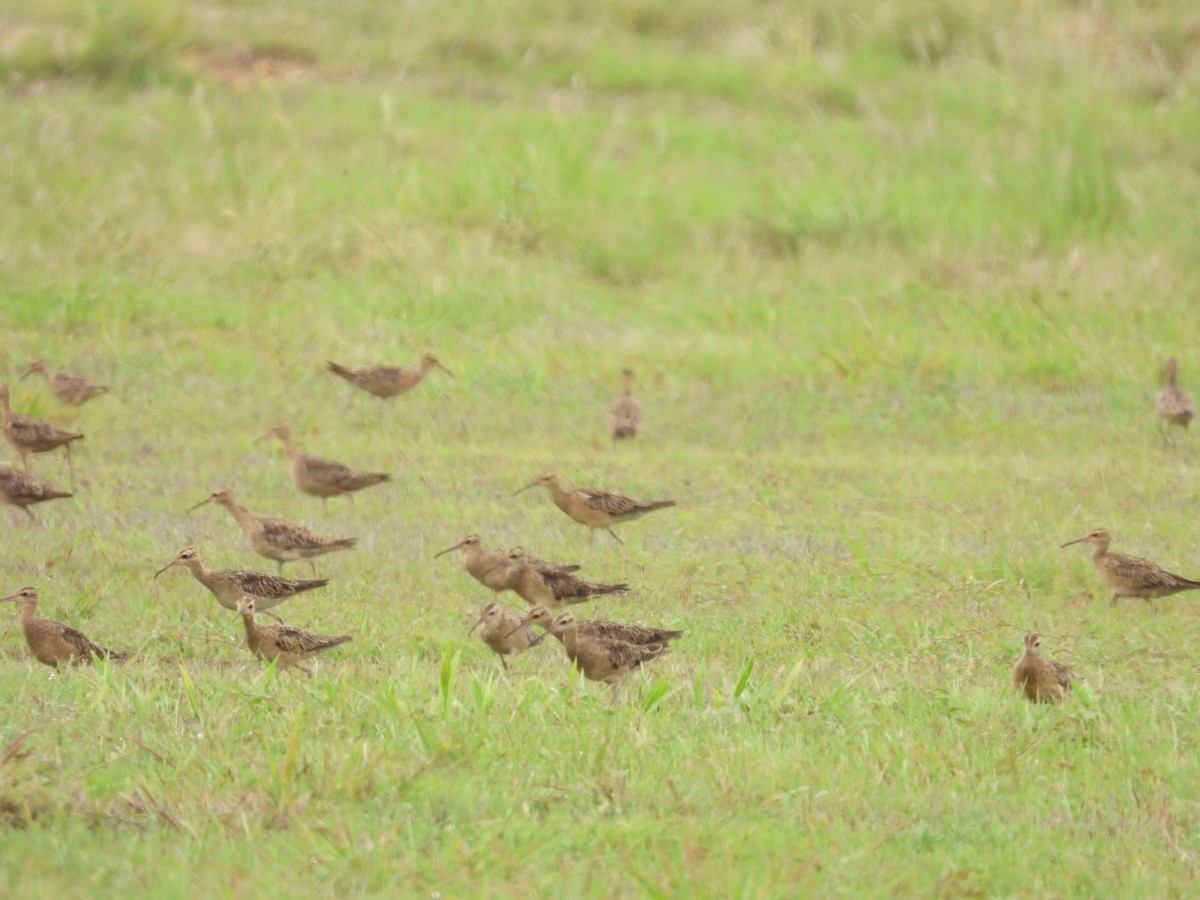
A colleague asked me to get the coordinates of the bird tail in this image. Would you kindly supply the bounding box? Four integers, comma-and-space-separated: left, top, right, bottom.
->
326, 361, 355, 381
643, 499, 676, 512
330, 538, 357, 550
593, 582, 629, 596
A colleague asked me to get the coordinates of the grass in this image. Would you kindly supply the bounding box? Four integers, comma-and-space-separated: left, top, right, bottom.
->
2, 0, 1200, 894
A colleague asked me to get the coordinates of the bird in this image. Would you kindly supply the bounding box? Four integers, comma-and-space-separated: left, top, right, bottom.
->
0, 587, 126, 667
0, 383, 84, 486
21, 360, 108, 406
154, 546, 328, 621
609, 367, 642, 442
468, 600, 540, 670
188, 488, 356, 573
1012, 632, 1078, 704
547, 611, 668, 699
326, 354, 452, 400
1156, 358, 1195, 438
434, 534, 580, 597
0, 464, 71, 521
491, 547, 628, 608
1061, 527, 1200, 604
258, 424, 390, 505
505, 603, 682, 647
514, 471, 675, 544
235, 596, 351, 676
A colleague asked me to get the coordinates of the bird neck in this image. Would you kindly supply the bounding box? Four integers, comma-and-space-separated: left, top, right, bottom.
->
18, 601, 38, 625
240, 611, 258, 643
1166, 365, 1178, 387
222, 499, 255, 528
1092, 540, 1110, 559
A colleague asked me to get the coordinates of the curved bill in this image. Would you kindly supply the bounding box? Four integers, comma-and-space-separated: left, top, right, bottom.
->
434, 539, 466, 559
1060, 535, 1089, 548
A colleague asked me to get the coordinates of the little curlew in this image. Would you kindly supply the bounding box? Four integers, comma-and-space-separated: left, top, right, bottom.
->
1061, 527, 1200, 604
434, 534, 580, 597
189, 488, 356, 574
0, 587, 126, 667
468, 600, 540, 670
0, 464, 71, 521
490, 547, 628, 608
0, 383, 84, 487
514, 471, 675, 544
259, 424, 390, 505
609, 368, 643, 443
22, 360, 108, 406
548, 610, 669, 699
154, 546, 328, 621
236, 596, 351, 676
505, 603, 682, 648
327, 353, 452, 400
1012, 632, 1079, 704
1156, 358, 1195, 439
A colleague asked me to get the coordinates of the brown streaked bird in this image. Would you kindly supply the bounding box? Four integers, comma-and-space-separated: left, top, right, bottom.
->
434, 534, 580, 597
505, 603, 682, 648
235, 596, 351, 676
514, 471, 675, 544
491, 546, 627, 608
154, 546, 328, 620
326, 353, 452, 400
0, 587, 126, 668
1061, 527, 1200, 604
468, 600, 540, 670
0, 383, 84, 486
1012, 632, 1078, 704
22, 360, 108, 406
189, 488, 356, 574
609, 367, 642, 442
1156, 358, 1195, 437
259, 424, 390, 505
0, 464, 71, 520
548, 611, 668, 699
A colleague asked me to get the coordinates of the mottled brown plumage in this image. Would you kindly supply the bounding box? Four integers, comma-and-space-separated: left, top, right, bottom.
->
154, 546, 328, 618
1012, 632, 1077, 704
327, 353, 452, 399
236, 596, 351, 676
506, 603, 682, 648
1156, 358, 1195, 434
22, 360, 108, 406
1062, 527, 1200, 604
1, 587, 125, 667
497, 547, 627, 608
548, 611, 668, 698
609, 368, 642, 442
0, 383, 84, 484
189, 488, 356, 573
434, 534, 580, 596
259, 424, 390, 504
514, 471, 676, 544
468, 600, 540, 670
0, 464, 71, 520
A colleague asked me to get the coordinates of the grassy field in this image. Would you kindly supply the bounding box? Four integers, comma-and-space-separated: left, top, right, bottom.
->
2, 0, 1200, 894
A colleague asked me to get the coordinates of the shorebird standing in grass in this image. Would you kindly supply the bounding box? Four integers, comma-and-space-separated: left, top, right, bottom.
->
505, 603, 682, 648
547, 611, 669, 699
1156, 358, 1195, 442
0, 587, 126, 667
22, 360, 109, 407
0, 464, 71, 521
236, 596, 351, 676
1061, 527, 1200, 604
514, 471, 675, 544
492, 547, 628, 608
1012, 632, 1079, 704
154, 546, 328, 621
326, 353, 452, 400
258, 424, 390, 506
0, 383, 84, 487
434, 534, 580, 597
609, 368, 642, 443
468, 600, 541, 671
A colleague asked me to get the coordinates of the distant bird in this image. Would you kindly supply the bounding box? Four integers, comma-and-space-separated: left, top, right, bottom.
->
547, 611, 668, 699
189, 488, 356, 573
1062, 527, 1200, 604
1156, 358, 1195, 439
505, 603, 682, 648
258, 424, 390, 505
0, 586, 126, 667
0, 383, 84, 486
22, 360, 108, 406
434, 534, 579, 597
236, 596, 351, 676
609, 368, 642, 442
0, 464, 71, 520
514, 471, 675, 544
154, 546, 328, 620
327, 353, 452, 400
493, 547, 627, 608
1012, 632, 1078, 704
468, 600, 540, 670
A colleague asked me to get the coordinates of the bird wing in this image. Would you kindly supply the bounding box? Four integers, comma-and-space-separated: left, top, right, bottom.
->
60, 625, 118, 659
259, 519, 326, 550
235, 571, 327, 597
578, 488, 643, 516
1109, 553, 1198, 590
606, 639, 667, 670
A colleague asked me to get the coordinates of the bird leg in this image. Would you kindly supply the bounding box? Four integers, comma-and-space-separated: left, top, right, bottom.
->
606, 527, 625, 545
65, 443, 76, 490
